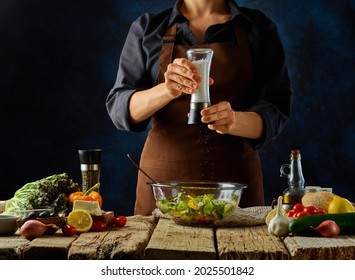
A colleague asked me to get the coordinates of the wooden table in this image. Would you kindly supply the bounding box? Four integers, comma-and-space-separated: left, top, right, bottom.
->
1, 215, 354, 260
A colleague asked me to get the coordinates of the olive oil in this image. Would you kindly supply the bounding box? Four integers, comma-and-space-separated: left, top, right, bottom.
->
280, 150, 306, 208
283, 193, 305, 205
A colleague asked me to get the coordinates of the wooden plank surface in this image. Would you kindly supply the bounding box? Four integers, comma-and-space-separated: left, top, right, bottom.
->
110, 215, 156, 259
284, 235, 355, 260
216, 225, 290, 260
68, 215, 156, 260
144, 218, 216, 260
23, 234, 76, 260
0, 235, 30, 259
2, 213, 355, 260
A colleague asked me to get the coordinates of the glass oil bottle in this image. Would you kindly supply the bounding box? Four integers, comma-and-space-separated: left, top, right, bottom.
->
280, 149, 306, 210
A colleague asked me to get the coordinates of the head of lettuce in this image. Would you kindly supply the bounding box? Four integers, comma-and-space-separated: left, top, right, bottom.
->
4, 173, 79, 216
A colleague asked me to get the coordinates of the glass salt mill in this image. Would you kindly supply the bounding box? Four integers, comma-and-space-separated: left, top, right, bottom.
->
280, 149, 306, 210
186, 48, 214, 124
78, 149, 102, 193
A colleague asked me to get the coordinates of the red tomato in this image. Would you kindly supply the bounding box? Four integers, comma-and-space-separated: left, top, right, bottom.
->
293, 203, 305, 213
315, 209, 326, 215
304, 205, 319, 215
287, 210, 296, 217
62, 224, 77, 236
113, 216, 127, 227
90, 221, 107, 232
295, 211, 311, 218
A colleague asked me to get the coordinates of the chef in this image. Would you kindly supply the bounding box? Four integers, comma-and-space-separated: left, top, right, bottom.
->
106, 0, 292, 215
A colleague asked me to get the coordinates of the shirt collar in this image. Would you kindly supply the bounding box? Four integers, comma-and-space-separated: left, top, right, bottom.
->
167, 0, 185, 26
167, 0, 251, 26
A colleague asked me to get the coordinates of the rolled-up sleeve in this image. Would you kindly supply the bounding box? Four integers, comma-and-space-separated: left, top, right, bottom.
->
106, 16, 152, 132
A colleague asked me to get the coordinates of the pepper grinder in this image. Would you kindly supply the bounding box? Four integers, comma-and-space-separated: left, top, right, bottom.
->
78, 149, 102, 193
186, 48, 214, 125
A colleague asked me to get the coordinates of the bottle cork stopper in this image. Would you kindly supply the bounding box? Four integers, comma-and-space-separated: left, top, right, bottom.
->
290, 149, 301, 158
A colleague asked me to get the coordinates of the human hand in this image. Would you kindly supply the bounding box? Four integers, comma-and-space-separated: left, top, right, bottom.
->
201, 101, 236, 134
164, 58, 201, 98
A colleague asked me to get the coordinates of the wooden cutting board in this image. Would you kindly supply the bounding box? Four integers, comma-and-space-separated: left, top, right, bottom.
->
216, 225, 290, 260
144, 218, 216, 259
284, 235, 355, 259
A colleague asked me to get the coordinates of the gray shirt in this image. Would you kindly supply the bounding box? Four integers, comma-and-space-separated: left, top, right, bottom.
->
106, 0, 292, 149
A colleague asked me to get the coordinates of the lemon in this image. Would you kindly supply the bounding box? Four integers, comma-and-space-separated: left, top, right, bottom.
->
265, 207, 285, 225
67, 209, 93, 233
328, 196, 355, 214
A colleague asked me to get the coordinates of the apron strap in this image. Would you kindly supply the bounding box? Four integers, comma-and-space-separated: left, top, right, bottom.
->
157, 22, 246, 84
158, 23, 177, 84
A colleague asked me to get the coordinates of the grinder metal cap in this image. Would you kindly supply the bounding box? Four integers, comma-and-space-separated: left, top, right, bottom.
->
78, 149, 102, 164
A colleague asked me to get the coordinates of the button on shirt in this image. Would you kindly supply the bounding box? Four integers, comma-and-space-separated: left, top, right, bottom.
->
106, 0, 292, 149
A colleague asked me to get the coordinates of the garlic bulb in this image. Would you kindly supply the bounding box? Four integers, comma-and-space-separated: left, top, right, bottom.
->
268, 196, 290, 237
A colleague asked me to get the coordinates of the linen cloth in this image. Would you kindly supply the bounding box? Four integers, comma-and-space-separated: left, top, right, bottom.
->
153, 206, 272, 227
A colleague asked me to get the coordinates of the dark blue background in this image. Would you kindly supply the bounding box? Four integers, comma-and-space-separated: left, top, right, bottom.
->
1, 0, 354, 215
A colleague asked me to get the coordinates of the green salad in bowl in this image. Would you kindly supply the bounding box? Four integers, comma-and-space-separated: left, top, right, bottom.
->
149, 181, 247, 226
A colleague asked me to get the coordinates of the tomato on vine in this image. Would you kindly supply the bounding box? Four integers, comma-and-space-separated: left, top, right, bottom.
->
62, 224, 77, 236
287, 210, 296, 217
304, 205, 319, 215
90, 221, 107, 232
293, 203, 305, 213
295, 211, 310, 218
113, 216, 127, 227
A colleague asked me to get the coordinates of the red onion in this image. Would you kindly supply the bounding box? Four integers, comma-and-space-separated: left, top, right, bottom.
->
20, 220, 57, 240
310, 220, 340, 237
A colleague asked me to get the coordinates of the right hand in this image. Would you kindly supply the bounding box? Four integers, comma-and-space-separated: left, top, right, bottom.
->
164, 58, 201, 98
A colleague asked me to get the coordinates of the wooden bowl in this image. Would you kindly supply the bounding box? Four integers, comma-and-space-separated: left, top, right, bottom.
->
92, 211, 114, 225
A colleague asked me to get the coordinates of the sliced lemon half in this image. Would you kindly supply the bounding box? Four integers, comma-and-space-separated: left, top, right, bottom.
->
67, 209, 93, 233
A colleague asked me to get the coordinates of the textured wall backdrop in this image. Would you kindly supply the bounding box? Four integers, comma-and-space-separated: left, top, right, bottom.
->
0, 0, 354, 215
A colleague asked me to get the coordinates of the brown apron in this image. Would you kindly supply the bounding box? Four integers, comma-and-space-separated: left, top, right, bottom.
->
134, 23, 264, 215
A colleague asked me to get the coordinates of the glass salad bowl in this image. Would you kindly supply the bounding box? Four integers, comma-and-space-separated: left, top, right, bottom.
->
148, 181, 247, 226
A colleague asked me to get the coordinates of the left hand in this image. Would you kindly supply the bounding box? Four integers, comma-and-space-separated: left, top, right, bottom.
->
201, 101, 236, 134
